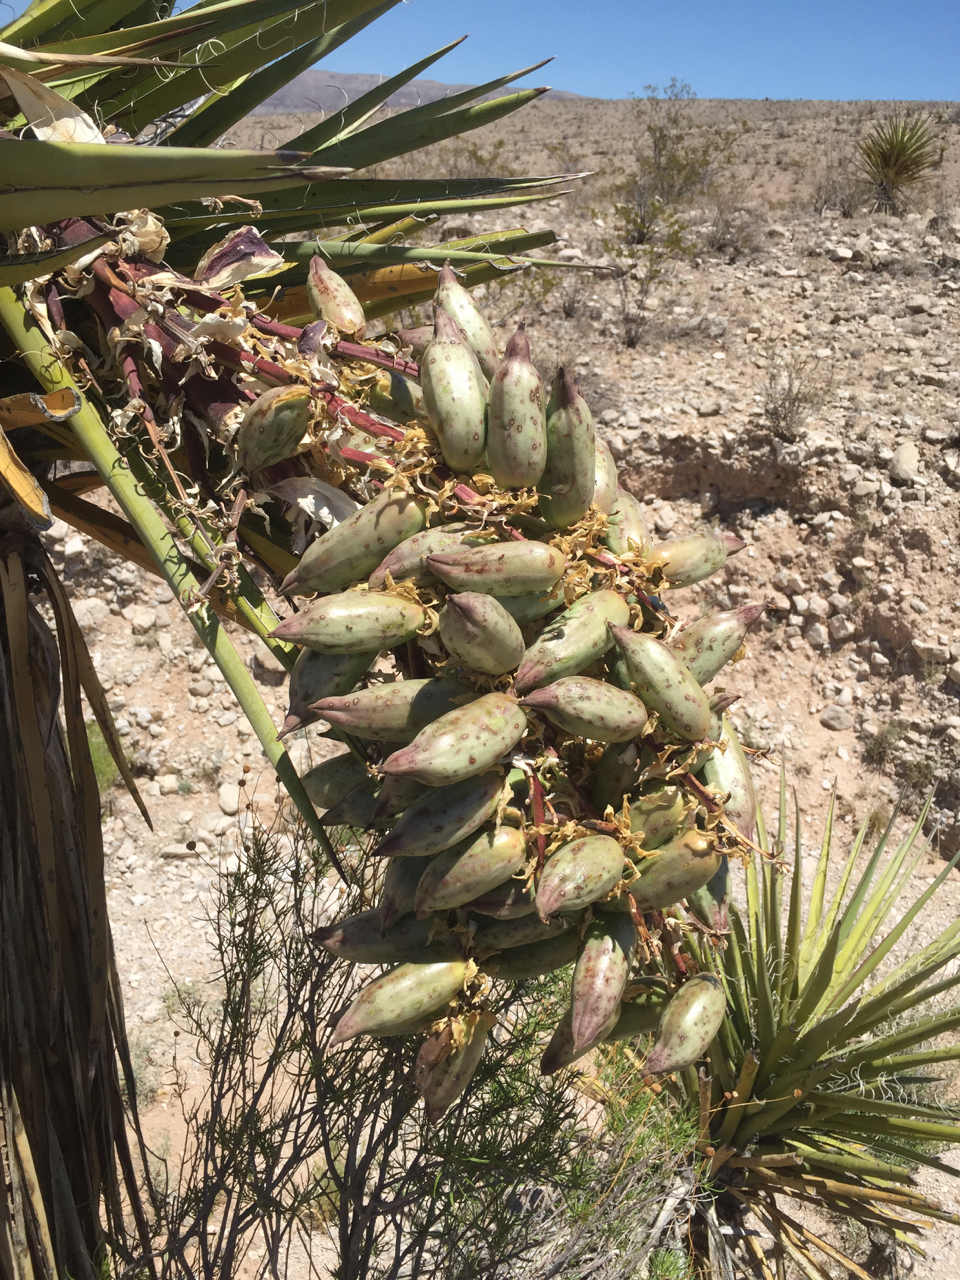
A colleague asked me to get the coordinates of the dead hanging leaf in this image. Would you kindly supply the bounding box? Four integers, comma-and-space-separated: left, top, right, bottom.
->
0, 64, 104, 143
0, 424, 51, 528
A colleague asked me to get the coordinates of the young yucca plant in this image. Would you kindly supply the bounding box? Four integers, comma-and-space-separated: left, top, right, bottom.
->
856, 111, 942, 215
619, 781, 960, 1278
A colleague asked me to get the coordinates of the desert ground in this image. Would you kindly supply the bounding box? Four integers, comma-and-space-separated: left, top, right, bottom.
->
49, 90, 960, 1274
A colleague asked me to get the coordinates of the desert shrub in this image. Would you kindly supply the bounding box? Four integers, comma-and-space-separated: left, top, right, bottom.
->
143, 819, 687, 1280
761, 342, 833, 440
625, 80, 743, 239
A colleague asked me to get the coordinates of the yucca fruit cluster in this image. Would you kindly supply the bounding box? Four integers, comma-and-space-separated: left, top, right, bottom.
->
260, 263, 766, 1121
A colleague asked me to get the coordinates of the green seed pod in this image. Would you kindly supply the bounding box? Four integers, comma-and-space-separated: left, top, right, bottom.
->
535, 835, 625, 920
626, 829, 721, 912
668, 603, 765, 687
610, 626, 711, 742
463, 875, 536, 919
372, 771, 504, 859
497, 590, 563, 625
420, 307, 487, 472
313, 909, 453, 965
515, 590, 630, 694
312, 677, 477, 742
700, 715, 758, 844
369, 774, 429, 830
368, 369, 427, 426
270, 592, 425, 655
471, 913, 577, 952
605, 486, 650, 558
367, 1003, 451, 1039
649, 531, 745, 590
645, 973, 726, 1075
438, 593, 525, 675
486, 322, 547, 489
539, 366, 596, 529
540, 1002, 620, 1076
593, 437, 618, 514
380, 856, 434, 934
330, 959, 468, 1045
604, 995, 667, 1042
520, 676, 647, 743
300, 751, 370, 810
368, 523, 472, 590
426, 540, 566, 598
306, 254, 366, 336
415, 824, 527, 916
280, 649, 376, 738
436, 263, 499, 378
382, 693, 527, 788
686, 855, 730, 933
319, 777, 379, 829
571, 916, 637, 1053
481, 928, 580, 979
416, 1010, 494, 1122
237, 385, 313, 474
590, 741, 643, 815
280, 490, 426, 596
628, 781, 694, 851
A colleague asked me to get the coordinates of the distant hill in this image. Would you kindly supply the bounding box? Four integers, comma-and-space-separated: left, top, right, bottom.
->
250, 70, 583, 115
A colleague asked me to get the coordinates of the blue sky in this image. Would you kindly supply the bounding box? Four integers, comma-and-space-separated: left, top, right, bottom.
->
317, 0, 959, 102
2, 0, 957, 101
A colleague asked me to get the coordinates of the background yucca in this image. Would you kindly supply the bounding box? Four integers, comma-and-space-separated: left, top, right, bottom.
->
856, 111, 943, 215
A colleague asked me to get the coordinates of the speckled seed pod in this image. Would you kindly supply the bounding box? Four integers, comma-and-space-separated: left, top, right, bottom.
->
628, 781, 695, 850
570, 916, 637, 1054
515, 590, 630, 694
438, 592, 525, 675
313, 910, 453, 966
330, 959, 469, 1045
539, 367, 597, 530
535, 835, 625, 920
610, 626, 712, 742
605, 486, 650, 558
414, 824, 528, 916
481, 928, 581, 980
368, 523, 472, 590
463, 875, 537, 919
700, 715, 758, 844
281, 490, 426, 596
604, 995, 667, 1042
305, 254, 366, 336
379, 856, 434, 934
668, 603, 765, 686
486, 322, 547, 489
644, 974, 726, 1075
382, 693, 528, 788
593, 437, 619, 514
312, 677, 477, 742
625, 830, 721, 912
540, 1002, 621, 1076
280, 649, 376, 738
591, 741, 643, 815
520, 676, 647, 743
436, 264, 500, 378
650, 531, 745, 590
237, 385, 313, 475
420, 307, 487, 471
472, 913, 577, 952
300, 752, 371, 810
427, 540, 566, 598
416, 1010, 494, 1122
270, 592, 425, 654
371, 771, 504, 859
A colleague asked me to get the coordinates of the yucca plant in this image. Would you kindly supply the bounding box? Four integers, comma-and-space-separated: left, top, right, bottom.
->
605, 781, 960, 1278
856, 111, 942, 215
0, 3, 574, 1273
